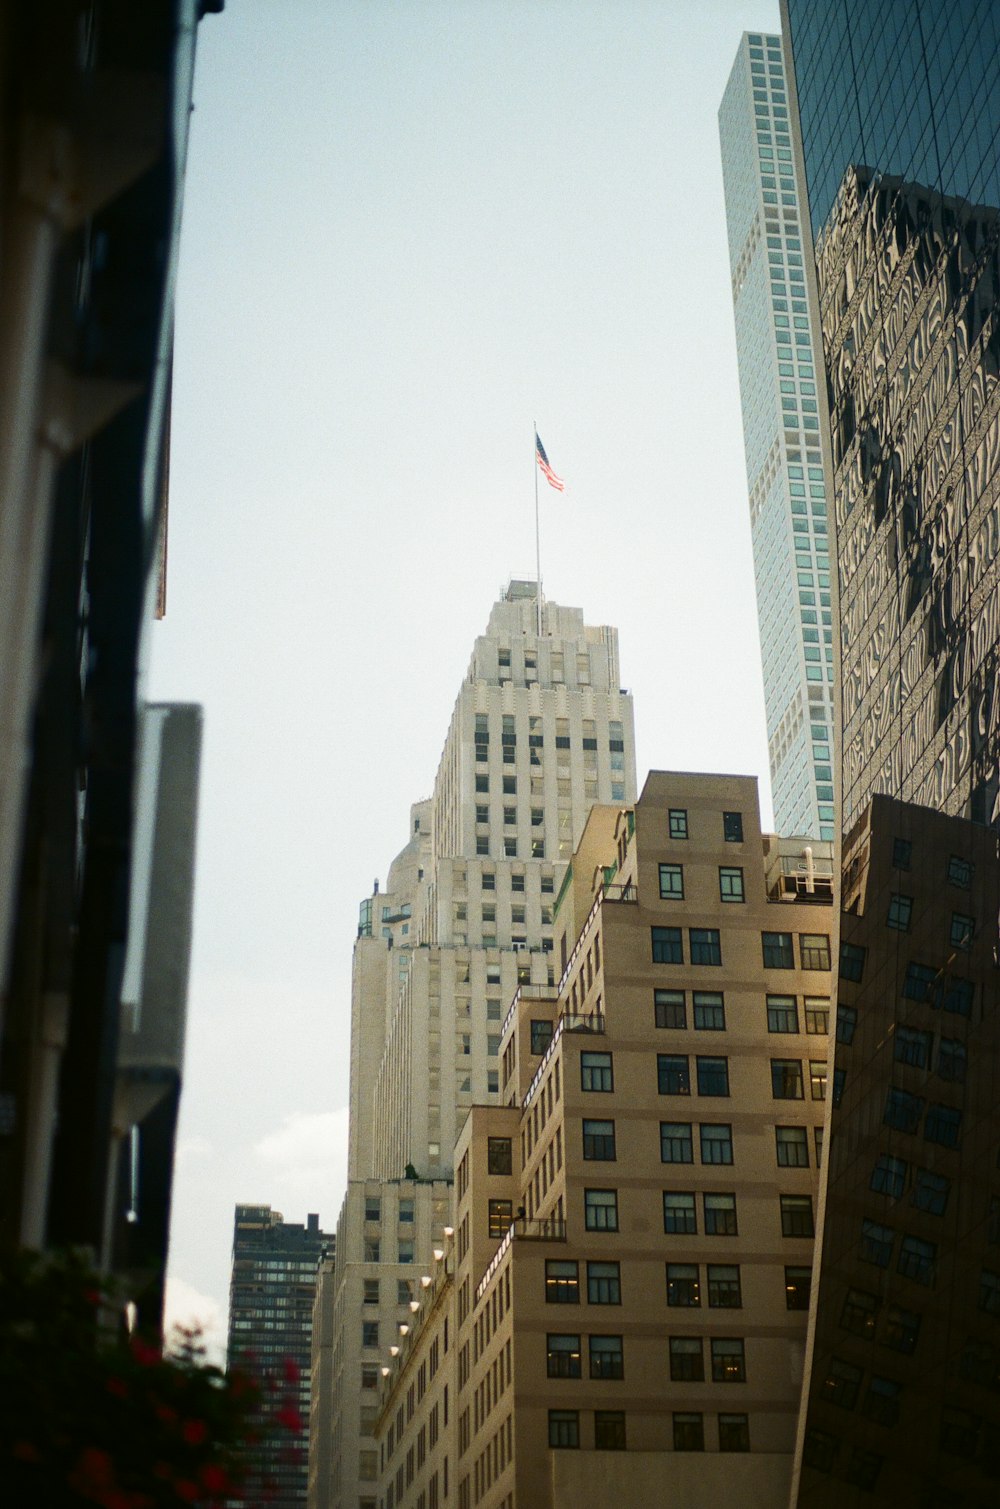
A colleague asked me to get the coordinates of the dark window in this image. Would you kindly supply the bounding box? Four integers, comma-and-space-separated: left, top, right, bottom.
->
659, 864, 684, 900
892, 838, 912, 869
487, 1137, 512, 1175
894, 1026, 932, 1069
903, 961, 937, 1001
658, 1055, 690, 1095
887, 894, 913, 931
548, 1410, 579, 1448
711, 1338, 746, 1382
950, 912, 975, 949
700, 1124, 733, 1165
696, 1057, 729, 1096
660, 1121, 693, 1163
669, 1337, 704, 1381
776, 1125, 809, 1167
545, 1260, 579, 1304
594, 1411, 626, 1450
488, 1200, 513, 1238
587, 1261, 621, 1305
767, 994, 798, 1033
947, 855, 973, 889
723, 811, 744, 842
840, 1288, 878, 1338
839, 941, 866, 982
799, 933, 831, 970
583, 1119, 616, 1160
362, 1321, 379, 1347
581, 1052, 613, 1092
704, 1192, 738, 1235
584, 1189, 618, 1231
673, 1413, 704, 1451
912, 1168, 949, 1215
669, 809, 688, 839
870, 1154, 906, 1198
707, 1264, 741, 1308
531, 1020, 553, 1056
785, 1266, 812, 1310
546, 1334, 581, 1378
771, 1059, 804, 1099
939, 976, 974, 1016
836, 1004, 857, 1044
365, 1197, 381, 1222
718, 1413, 750, 1451
925, 1103, 962, 1148
883, 1086, 923, 1132
588, 1334, 623, 1380
883, 1304, 920, 1352
862, 1374, 900, 1427
937, 1037, 966, 1084
652, 927, 684, 964
719, 867, 745, 902
780, 1195, 814, 1237
693, 992, 725, 1030
762, 932, 794, 969
666, 1263, 700, 1306
979, 1269, 1000, 1316
822, 1357, 862, 1409
860, 1220, 894, 1268
654, 989, 686, 1028
690, 928, 722, 966
664, 1191, 697, 1234
897, 1235, 935, 1285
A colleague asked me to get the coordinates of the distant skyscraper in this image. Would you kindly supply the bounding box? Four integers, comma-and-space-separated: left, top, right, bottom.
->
719, 31, 835, 842
229, 1205, 333, 1508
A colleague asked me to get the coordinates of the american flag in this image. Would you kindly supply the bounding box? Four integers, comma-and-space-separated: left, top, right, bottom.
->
535, 433, 565, 492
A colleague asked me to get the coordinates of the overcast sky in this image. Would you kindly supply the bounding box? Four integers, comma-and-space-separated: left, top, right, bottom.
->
149, 0, 781, 1357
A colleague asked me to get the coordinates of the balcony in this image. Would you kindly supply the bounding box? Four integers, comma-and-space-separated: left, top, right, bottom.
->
475, 1217, 567, 1305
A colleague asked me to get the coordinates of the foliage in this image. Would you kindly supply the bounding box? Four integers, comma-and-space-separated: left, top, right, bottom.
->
0, 1248, 300, 1508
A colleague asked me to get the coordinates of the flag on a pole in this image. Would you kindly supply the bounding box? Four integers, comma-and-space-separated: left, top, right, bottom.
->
535, 433, 565, 492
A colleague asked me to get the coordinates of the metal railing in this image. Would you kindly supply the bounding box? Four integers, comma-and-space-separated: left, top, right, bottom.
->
475, 1217, 567, 1305
522, 1011, 606, 1111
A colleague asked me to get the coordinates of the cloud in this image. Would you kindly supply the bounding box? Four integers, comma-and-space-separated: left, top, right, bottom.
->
164, 1275, 227, 1366
250, 1106, 349, 1226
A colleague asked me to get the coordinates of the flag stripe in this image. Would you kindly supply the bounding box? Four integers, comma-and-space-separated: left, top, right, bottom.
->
535, 434, 565, 492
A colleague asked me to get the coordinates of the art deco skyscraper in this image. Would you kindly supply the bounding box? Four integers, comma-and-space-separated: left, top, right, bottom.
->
719, 32, 836, 843
311, 583, 637, 1509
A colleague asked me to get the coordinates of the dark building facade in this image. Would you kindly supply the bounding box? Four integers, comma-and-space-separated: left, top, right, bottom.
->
229, 1204, 334, 1507
781, 2, 1000, 1503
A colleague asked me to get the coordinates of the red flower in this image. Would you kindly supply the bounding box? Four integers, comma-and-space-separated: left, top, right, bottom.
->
281, 1357, 300, 1385
199, 1463, 231, 1495
274, 1404, 302, 1434
181, 1420, 207, 1446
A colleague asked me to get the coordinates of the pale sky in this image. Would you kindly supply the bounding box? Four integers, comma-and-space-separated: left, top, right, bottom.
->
150, 0, 781, 1357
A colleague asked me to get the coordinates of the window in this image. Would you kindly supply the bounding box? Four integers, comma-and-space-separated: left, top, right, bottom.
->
669, 808, 688, 839
870, 1154, 906, 1198
912, 1168, 949, 1215
902, 961, 937, 1001
883, 1086, 923, 1132
809, 1060, 827, 1100
950, 912, 975, 949
673, 1413, 704, 1451
718, 1414, 750, 1451
893, 1024, 931, 1069
398, 1198, 414, 1223
711, 1338, 746, 1382
585, 1189, 618, 1231
697, 1057, 730, 1096
658, 1055, 690, 1095
545, 1260, 579, 1304
860, 1219, 894, 1268
836, 1004, 857, 1044
363, 1238, 380, 1261
887, 894, 913, 931
700, 1124, 733, 1165
398, 1280, 412, 1304
360, 1365, 378, 1390
531, 1019, 553, 1056
588, 1261, 621, 1304
892, 837, 912, 869
799, 933, 831, 970
654, 990, 686, 1028
840, 1287, 878, 1338
546, 1334, 581, 1378
780, 1195, 814, 1237
659, 863, 684, 900
487, 1137, 512, 1175
771, 1059, 804, 1098
785, 1266, 812, 1310
839, 941, 866, 982
363, 1279, 379, 1305
822, 1357, 862, 1409
488, 1200, 513, 1238
937, 1037, 966, 1084
723, 811, 744, 842
980, 1269, 1000, 1316
581, 1052, 613, 1092
705, 1192, 737, 1235
398, 1240, 414, 1263
897, 1235, 936, 1285
664, 1191, 697, 1234
776, 1125, 808, 1167
719, 867, 745, 902
652, 927, 683, 964
594, 1411, 626, 1450
925, 1103, 962, 1148
669, 1337, 704, 1381
690, 928, 722, 966
707, 1264, 742, 1308
767, 995, 798, 1033
693, 992, 725, 1030
667, 1264, 700, 1306
883, 1304, 920, 1352
762, 932, 794, 969
362, 1321, 379, 1347
583, 1119, 616, 1160
948, 855, 973, 888
589, 1334, 623, 1379
660, 1122, 693, 1163
365, 1197, 381, 1222
548, 1410, 579, 1448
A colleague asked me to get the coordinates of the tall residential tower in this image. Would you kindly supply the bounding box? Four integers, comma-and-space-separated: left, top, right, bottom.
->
719, 32, 835, 842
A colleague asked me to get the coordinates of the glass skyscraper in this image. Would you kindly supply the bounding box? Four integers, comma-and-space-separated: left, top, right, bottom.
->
719, 32, 835, 842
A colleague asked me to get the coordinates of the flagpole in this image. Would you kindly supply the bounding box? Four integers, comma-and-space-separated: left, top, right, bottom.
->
533, 424, 542, 637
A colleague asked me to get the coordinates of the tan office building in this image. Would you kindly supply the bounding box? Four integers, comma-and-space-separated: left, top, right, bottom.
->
375, 771, 835, 1508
